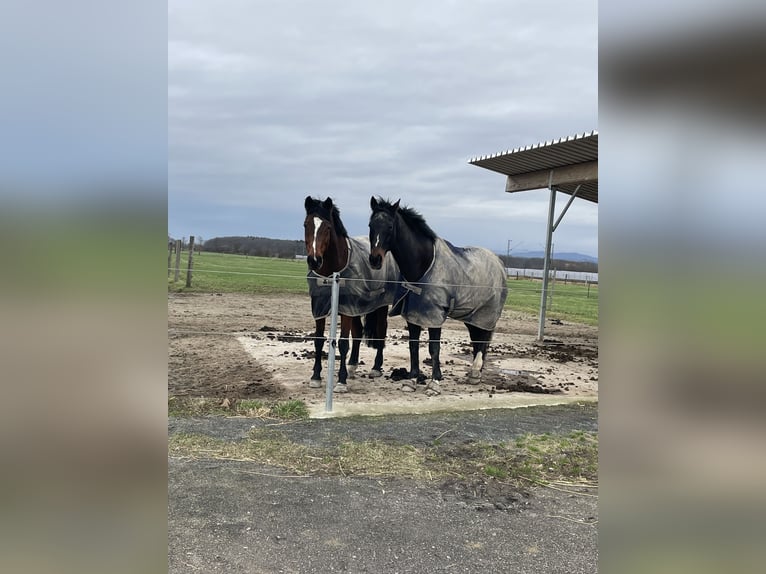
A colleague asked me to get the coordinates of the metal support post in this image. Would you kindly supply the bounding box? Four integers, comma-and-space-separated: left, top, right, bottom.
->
325, 272, 341, 413
552, 184, 581, 233
538, 178, 556, 341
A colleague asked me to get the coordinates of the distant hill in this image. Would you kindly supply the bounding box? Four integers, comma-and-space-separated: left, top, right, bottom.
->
509, 250, 598, 263
495, 250, 598, 273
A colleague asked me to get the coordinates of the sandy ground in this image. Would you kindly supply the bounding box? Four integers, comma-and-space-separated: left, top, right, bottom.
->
168, 292, 597, 415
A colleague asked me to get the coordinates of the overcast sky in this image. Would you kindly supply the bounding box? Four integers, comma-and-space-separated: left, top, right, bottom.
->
168, 0, 598, 257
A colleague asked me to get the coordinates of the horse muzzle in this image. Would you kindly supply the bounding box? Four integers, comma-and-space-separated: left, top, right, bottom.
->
369, 252, 383, 270
307, 255, 323, 270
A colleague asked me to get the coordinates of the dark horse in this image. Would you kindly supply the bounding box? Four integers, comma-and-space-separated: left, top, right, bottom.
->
368, 197, 508, 388
304, 196, 399, 392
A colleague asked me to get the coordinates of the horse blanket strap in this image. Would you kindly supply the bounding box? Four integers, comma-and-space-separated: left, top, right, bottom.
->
307, 236, 400, 319
390, 238, 508, 330
401, 281, 423, 295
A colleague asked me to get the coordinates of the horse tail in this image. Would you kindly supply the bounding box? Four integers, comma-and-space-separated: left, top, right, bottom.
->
363, 307, 388, 349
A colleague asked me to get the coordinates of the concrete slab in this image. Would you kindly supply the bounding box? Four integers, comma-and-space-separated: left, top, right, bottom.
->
311, 393, 597, 418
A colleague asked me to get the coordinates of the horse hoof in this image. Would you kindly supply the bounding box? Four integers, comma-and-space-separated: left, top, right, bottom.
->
425, 382, 441, 396
400, 382, 417, 392
309, 378, 323, 388
464, 373, 481, 385
369, 369, 383, 378
468, 369, 482, 380
333, 383, 349, 393
347, 365, 357, 379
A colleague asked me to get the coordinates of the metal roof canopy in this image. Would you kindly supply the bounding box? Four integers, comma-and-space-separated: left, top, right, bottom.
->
469, 130, 598, 341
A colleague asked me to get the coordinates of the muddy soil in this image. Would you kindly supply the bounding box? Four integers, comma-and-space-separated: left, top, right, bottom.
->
168, 292, 598, 410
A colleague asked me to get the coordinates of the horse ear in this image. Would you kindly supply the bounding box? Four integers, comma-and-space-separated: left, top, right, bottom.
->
322, 198, 333, 211
370, 196, 378, 210
393, 199, 400, 212
304, 196, 314, 210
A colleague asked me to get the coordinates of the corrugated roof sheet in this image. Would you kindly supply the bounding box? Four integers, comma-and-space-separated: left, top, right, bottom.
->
469, 130, 598, 203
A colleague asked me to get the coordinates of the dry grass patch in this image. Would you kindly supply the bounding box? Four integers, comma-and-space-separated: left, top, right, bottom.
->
168, 397, 308, 419
169, 427, 597, 487
169, 429, 437, 479
509, 430, 598, 483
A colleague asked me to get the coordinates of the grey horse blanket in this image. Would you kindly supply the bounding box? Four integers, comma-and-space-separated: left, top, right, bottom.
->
390, 238, 508, 330
307, 236, 400, 319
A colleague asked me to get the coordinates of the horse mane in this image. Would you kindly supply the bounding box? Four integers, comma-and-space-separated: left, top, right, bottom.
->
305, 197, 349, 238
372, 197, 437, 241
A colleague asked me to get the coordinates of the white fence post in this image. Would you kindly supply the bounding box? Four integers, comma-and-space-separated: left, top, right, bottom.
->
325, 272, 341, 413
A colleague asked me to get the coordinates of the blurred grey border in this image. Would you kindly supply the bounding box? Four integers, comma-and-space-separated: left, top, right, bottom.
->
0, 2, 167, 573
601, 1, 766, 572
2, 1, 765, 572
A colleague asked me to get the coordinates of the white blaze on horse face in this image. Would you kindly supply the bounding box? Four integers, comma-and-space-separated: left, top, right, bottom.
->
312, 217, 322, 256
375, 234, 380, 248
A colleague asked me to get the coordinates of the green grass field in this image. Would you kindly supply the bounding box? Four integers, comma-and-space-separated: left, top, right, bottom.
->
168, 251, 309, 294
505, 275, 599, 325
168, 251, 598, 325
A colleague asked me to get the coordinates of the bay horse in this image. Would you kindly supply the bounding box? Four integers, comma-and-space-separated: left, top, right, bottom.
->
367, 196, 508, 388
304, 196, 399, 392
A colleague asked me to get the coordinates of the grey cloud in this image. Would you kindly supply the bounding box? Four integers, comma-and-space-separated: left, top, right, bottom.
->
169, 0, 597, 255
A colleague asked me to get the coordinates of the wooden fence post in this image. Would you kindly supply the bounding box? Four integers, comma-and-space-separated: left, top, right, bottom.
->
167, 242, 173, 277
174, 240, 182, 282
186, 236, 195, 288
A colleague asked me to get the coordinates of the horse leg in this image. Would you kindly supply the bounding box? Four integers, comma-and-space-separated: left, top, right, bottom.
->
336, 315, 351, 390
364, 306, 387, 377
371, 307, 387, 377
407, 322, 422, 380
428, 327, 443, 381
466, 324, 493, 382
309, 318, 326, 387
347, 316, 363, 379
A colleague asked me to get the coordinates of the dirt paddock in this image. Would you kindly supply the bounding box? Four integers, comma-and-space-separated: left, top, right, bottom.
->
168, 292, 598, 414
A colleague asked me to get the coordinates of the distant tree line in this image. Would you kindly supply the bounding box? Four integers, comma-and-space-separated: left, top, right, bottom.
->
202, 236, 306, 258
171, 235, 597, 270
498, 254, 598, 273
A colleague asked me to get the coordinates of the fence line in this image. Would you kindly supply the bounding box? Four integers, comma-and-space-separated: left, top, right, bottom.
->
166, 266, 598, 297
505, 267, 599, 283
167, 266, 504, 288
168, 327, 552, 347
167, 262, 597, 284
